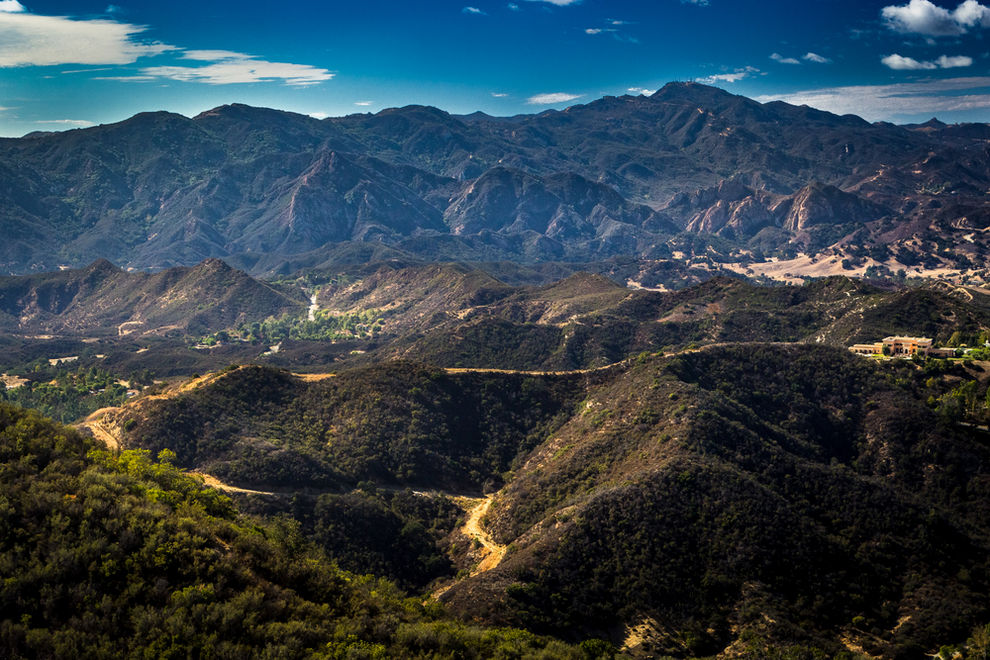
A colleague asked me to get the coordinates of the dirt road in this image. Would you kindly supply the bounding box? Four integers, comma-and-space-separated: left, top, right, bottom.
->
458, 495, 507, 575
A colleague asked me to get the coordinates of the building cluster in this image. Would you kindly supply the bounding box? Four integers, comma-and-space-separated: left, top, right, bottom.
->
848, 336, 956, 358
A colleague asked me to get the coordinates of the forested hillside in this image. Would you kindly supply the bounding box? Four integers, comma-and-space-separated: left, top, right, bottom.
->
0, 402, 598, 658
95, 344, 990, 657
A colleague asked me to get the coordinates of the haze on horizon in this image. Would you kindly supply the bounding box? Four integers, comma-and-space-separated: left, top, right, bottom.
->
4, 0, 990, 136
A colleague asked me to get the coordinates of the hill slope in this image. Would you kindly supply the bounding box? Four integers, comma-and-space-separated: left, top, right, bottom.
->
98, 345, 990, 657
0, 258, 304, 337
0, 402, 590, 658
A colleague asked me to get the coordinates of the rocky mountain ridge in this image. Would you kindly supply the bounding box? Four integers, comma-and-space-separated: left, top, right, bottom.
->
3, 82, 989, 279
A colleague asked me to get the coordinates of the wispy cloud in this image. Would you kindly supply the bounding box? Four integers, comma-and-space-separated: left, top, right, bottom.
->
0, 7, 333, 88
882, 52, 973, 69
771, 51, 831, 65
628, 87, 657, 95
491, 92, 508, 97
770, 53, 801, 64
881, 0, 990, 37
181, 50, 244, 61
527, 92, 582, 104
756, 76, 990, 121
36, 118, 95, 127
699, 72, 749, 83
354, 101, 372, 106
522, 0, 581, 5
584, 19, 638, 42
507, 3, 520, 9
681, 0, 710, 5
462, 6, 486, 15
61, 66, 115, 74
696, 66, 759, 84
92, 75, 156, 82
0, 9, 175, 67
140, 50, 333, 86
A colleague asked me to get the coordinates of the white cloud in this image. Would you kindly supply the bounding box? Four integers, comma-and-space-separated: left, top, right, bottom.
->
954, 0, 990, 24
527, 92, 582, 104
803, 52, 830, 63
882, 52, 973, 68
699, 72, 749, 83
770, 52, 801, 64
181, 50, 245, 61
308, 112, 330, 119
0, 8, 333, 88
92, 75, 155, 82
881, 0, 990, 36
507, 2, 520, 9
354, 101, 372, 106
584, 21, 637, 42
491, 92, 508, 97
696, 66, 759, 84
937, 53, 974, 66
522, 0, 581, 5
682, 0, 710, 5
0, 10, 175, 67
756, 76, 990, 121
36, 118, 95, 127
462, 6, 486, 14
628, 87, 657, 95
141, 50, 334, 85
61, 66, 114, 74
882, 53, 938, 69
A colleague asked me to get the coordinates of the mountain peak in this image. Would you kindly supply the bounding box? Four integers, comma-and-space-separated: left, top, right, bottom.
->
192, 257, 235, 273
651, 81, 735, 101
84, 258, 122, 274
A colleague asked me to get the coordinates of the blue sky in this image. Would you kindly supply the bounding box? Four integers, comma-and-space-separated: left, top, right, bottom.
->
3, 0, 990, 136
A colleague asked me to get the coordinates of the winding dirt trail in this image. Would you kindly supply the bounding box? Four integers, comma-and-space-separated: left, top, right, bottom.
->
78, 408, 122, 450
430, 494, 507, 601
460, 496, 506, 576
190, 472, 277, 496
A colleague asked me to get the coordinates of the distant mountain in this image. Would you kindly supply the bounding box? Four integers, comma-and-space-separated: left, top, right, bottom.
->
3, 83, 989, 276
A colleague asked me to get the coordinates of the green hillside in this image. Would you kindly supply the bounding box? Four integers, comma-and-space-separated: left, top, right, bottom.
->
103, 344, 990, 657
0, 402, 596, 658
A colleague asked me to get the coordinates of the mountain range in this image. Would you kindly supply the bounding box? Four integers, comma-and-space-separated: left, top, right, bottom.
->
7, 78, 990, 659
4, 82, 990, 278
